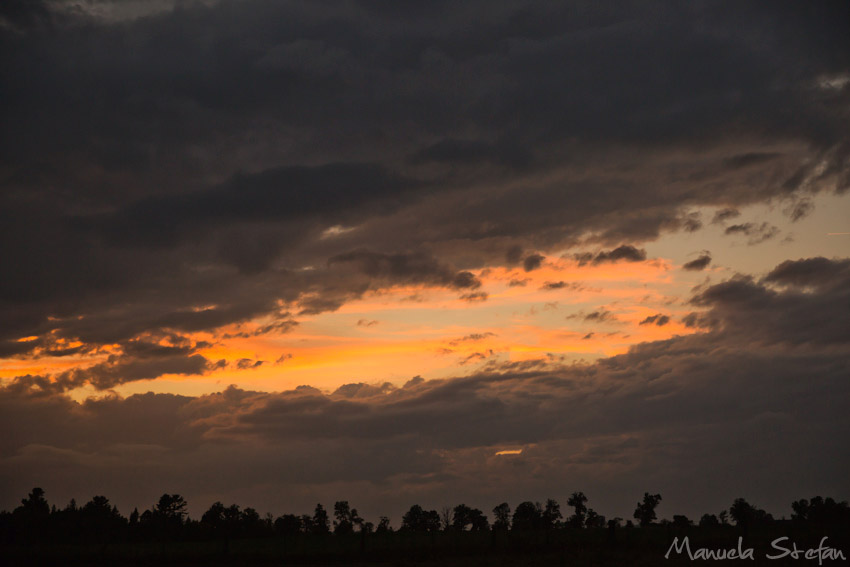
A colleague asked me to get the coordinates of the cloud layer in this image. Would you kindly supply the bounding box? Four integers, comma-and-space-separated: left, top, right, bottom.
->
2, 258, 847, 520
1, 0, 849, 362
1, 0, 848, 525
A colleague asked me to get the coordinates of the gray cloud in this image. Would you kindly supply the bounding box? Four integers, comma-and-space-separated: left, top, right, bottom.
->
724, 222, 780, 245
639, 314, 670, 327
765, 256, 850, 290
328, 250, 482, 290
574, 245, 647, 266
522, 253, 545, 272
683, 252, 712, 271
712, 208, 740, 224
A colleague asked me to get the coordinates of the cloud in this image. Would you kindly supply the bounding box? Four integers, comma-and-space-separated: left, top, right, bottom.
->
764, 257, 850, 290
680, 212, 703, 233
329, 250, 481, 290
0, 0, 847, 361
583, 309, 614, 322
522, 254, 545, 272
574, 245, 647, 266
639, 314, 670, 326
683, 252, 712, 271
724, 222, 780, 245
784, 198, 815, 222
235, 358, 265, 370
83, 163, 416, 252
274, 354, 293, 365
689, 258, 850, 346
411, 138, 531, 169
448, 333, 497, 347
712, 208, 741, 224
722, 152, 782, 170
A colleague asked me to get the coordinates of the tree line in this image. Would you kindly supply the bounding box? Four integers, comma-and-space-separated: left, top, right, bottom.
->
2, 487, 849, 545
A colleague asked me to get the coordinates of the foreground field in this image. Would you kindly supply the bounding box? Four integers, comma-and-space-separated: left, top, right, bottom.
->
3, 525, 848, 566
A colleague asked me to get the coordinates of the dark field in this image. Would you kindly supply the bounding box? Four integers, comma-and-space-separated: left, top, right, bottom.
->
3, 526, 848, 566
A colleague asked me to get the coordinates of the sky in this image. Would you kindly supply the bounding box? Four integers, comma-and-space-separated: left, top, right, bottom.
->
1, 0, 849, 524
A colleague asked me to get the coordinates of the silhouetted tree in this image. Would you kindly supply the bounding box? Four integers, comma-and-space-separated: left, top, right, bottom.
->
274, 514, 302, 536
633, 493, 662, 527
201, 502, 225, 528
792, 497, 850, 527
333, 501, 362, 535
18, 487, 49, 517
567, 492, 588, 528
492, 502, 511, 531
300, 514, 314, 534
451, 504, 488, 531
672, 515, 692, 528
469, 509, 489, 531
241, 507, 263, 536
451, 504, 472, 531
376, 516, 392, 533
144, 493, 187, 539
791, 499, 809, 523
699, 514, 720, 528
542, 499, 562, 529
440, 506, 452, 531
155, 494, 187, 522
729, 498, 772, 532
585, 508, 606, 528
311, 503, 330, 535
511, 501, 542, 531
401, 505, 440, 532
13, 488, 51, 541
80, 495, 125, 541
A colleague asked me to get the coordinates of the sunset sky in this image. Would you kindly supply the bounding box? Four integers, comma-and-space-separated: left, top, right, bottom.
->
1, 0, 849, 523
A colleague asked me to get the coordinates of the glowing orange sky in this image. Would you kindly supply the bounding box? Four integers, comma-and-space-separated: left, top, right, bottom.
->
0, 253, 703, 401
4, 191, 847, 402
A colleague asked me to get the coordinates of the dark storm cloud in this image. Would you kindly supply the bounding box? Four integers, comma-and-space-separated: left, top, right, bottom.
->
82, 162, 414, 249
56, 352, 216, 391
764, 256, 850, 290
2, 257, 848, 518
328, 250, 481, 290
689, 258, 850, 346
683, 252, 712, 271
411, 138, 532, 169
722, 152, 782, 170
1, 1, 849, 394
